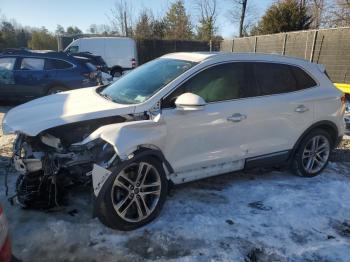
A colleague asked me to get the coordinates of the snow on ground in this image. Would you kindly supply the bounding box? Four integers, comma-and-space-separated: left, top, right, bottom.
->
1, 106, 350, 262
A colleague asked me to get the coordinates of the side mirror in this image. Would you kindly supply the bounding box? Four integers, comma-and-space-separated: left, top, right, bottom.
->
175, 92, 206, 111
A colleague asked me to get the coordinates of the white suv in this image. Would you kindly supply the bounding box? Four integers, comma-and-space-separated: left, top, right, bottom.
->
2, 52, 346, 230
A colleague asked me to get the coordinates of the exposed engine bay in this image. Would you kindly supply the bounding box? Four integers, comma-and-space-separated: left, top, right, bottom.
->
11, 113, 148, 209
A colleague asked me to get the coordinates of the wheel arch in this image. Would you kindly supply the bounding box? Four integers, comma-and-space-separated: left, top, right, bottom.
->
130, 146, 174, 178
46, 82, 68, 93
291, 120, 339, 158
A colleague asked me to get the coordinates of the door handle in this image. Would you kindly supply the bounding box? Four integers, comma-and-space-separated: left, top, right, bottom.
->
295, 105, 309, 113
227, 113, 247, 122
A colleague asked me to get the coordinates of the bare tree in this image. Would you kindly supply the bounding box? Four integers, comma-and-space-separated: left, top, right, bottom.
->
109, 0, 134, 36
195, 0, 218, 40
330, 0, 350, 26
308, 0, 326, 28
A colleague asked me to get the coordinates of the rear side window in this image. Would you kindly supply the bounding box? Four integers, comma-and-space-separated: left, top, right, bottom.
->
45, 59, 73, 70
20, 58, 44, 70
253, 62, 316, 96
0, 57, 16, 70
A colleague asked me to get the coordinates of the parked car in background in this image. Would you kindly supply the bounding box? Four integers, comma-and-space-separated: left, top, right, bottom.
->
0, 204, 11, 262
72, 51, 108, 72
65, 37, 138, 77
3, 52, 345, 231
0, 49, 102, 102
334, 83, 350, 128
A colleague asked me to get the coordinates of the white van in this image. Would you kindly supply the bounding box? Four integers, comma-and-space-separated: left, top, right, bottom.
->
65, 37, 138, 77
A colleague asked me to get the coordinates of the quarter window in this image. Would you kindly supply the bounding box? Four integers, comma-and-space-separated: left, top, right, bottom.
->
0, 57, 16, 70
20, 58, 45, 70
291, 67, 317, 90
163, 62, 256, 107
45, 59, 73, 70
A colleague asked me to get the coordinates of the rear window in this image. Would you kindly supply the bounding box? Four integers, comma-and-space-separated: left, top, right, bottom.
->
45, 59, 73, 70
20, 58, 45, 70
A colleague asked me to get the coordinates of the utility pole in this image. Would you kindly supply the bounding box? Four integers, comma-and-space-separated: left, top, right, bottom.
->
239, 0, 247, 37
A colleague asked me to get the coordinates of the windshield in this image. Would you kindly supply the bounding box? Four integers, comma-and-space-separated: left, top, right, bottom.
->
99, 58, 197, 104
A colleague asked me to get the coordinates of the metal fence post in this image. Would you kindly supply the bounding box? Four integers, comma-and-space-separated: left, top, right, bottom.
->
231, 39, 234, 52
310, 30, 318, 62
282, 33, 287, 55
254, 36, 257, 52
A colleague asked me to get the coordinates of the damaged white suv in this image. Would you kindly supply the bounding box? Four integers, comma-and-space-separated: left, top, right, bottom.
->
2, 52, 346, 230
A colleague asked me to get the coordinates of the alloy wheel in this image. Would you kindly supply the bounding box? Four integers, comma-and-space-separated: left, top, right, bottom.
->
301, 135, 330, 174
110, 162, 161, 223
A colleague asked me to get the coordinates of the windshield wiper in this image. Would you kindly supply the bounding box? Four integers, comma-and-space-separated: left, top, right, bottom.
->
99, 92, 115, 102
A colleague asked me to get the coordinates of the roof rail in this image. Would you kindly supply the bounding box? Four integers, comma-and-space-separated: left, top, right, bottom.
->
2, 48, 31, 55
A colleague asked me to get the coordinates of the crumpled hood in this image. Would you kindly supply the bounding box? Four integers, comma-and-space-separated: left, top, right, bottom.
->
3, 87, 136, 136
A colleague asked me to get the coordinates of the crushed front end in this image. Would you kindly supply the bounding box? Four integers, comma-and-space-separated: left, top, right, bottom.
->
11, 121, 120, 209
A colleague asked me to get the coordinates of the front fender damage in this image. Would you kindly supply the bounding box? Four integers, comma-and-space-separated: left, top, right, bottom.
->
80, 114, 167, 160
84, 115, 169, 197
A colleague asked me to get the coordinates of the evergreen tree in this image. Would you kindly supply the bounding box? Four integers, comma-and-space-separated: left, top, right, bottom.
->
164, 0, 193, 40
251, 0, 312, 35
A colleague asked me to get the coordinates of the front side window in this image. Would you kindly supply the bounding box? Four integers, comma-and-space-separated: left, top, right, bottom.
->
20, 58, 45, 70
163, 62, 256, 108
99, 58, 196, 104
0, 57, 16, 70
45, 59, 73, 70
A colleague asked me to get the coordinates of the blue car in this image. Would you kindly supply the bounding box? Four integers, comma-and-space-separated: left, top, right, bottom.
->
0, 49, 101, 102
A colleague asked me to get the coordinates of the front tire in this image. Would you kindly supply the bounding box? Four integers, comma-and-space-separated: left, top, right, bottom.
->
292, 129, 332, 177
95, 156, 168, 231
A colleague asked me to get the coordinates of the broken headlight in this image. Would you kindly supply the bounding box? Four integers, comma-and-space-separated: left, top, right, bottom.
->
95, 140, 117, 167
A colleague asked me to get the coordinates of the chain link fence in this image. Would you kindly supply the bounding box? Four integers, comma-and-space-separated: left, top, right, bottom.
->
221, 27, 350, 83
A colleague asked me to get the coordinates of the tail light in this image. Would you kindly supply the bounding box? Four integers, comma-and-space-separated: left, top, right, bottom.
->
0, 204, 11, 262
341, 95, 346, 106
131, 58, 137, 68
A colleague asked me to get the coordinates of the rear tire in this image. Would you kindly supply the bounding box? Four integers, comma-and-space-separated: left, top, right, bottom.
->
292, 129, 332, 177
95, 156, 168, 231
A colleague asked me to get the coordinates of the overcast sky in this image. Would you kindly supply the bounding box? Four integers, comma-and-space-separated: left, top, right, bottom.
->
1, 0, 274, 38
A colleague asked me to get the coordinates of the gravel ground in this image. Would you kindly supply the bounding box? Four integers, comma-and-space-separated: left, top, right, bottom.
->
1, 105, 350, 262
